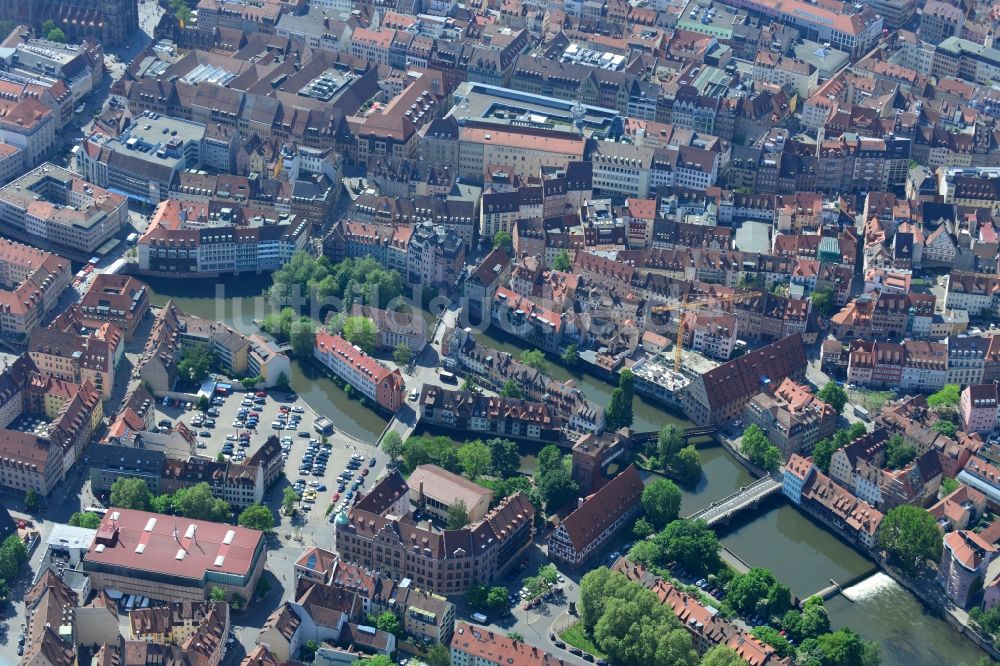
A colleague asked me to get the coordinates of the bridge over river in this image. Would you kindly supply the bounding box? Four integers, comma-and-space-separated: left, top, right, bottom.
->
686, 474, 783, 526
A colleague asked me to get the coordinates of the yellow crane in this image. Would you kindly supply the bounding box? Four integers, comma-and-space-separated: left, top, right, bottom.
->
650, 291, 757, 372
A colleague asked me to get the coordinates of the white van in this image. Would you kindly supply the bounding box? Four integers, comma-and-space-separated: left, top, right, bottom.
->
471, 612, 488, 624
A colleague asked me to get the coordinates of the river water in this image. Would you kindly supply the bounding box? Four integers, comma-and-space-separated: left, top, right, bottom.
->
144, 276, 987, 665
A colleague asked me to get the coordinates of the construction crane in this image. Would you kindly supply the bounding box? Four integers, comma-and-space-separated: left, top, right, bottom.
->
650, 291, 757, 372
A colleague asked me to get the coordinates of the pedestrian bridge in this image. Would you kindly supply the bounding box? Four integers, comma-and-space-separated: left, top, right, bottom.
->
631, 425, 717, 446
686, 475, 782, 526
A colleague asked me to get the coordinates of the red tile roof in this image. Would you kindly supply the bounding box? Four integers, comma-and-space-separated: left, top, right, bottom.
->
84, 508, 263, 582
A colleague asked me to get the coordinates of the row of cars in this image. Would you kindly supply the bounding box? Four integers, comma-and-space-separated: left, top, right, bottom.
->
548, 634, 607, 666
327, 454, 375, 519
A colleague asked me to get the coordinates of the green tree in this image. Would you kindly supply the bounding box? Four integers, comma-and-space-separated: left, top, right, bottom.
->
493, 230, 513, 253
381, 431, 404, 462
41, 20, 56, 34
740, 424, 782, 471
798, 628, 879, 666
47, 28, 66, 42
798, 597, 832, 640
605, 370, 635, 431
370, 611, 401, 636
588, 575, 697, 666
210, 587, 226, 602
24, 488, 39, 511
217, 452, 225, 463
466, 583, 489, 609
520, 349, 549, 373
812, 438, 838, 473
562, 344, 580, 366
68, 512, 102, 529
460, 376, 478, 392
537, 444, 578, 512
392, 343, 414, 367
507, 631, 525, 642
300, 639, 320, 662
486, 586, 509, 610
553, 250, 572, 272
177, 345, 217, 384
642, 478, 682, 529
282, 487, 298, 515
363, 657, 394, 666
238, 504, 275, 532
751, 626, 793, 658
425, 643, 451, 666
879, 505, 943, 574
812, 286, 837, 318
818, 382, 849, 414
885, 434, 917, 470
500, 379, 524, 398
174, 483, 230, 521
290, 317, 316, 359
110, 477, 152, 511
342, 316, 376, 354
700, 646, 744, 666
928, 384, 961, 407
580, 567, 616, 631
446, 500, 470, 529
671, 445, 702, 485
655, 425, 686, 466
940, 477, 959, 496
197, 395, 210, 412
632, 516, 654, 539
151, 494, 173, 514
932, 420, 957, 437
726, 568, 791, 618
457, 440, 492, 480
487, 438, 520, 478
657, 519, 721, 577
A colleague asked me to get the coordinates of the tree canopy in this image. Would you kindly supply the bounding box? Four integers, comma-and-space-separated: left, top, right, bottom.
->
68, 512, 102, 529
341, 316, 377, 354
641, 478, 682, 529
536, 444, 578, 512
110, 477, 153, 511
631, 519, 722, 577
605, 370, 635, 431
740, 424, 782, 471
381, 431, 404, 462
817, 382, 849, 414
457, 440, 492, 480
493, 231, 513, 253
885, 434, 917, 470
238, 504, 276, 532
270, 253, 404, 311
520, 349, 549, 373
928, 384, 960, 407
726, 567, 792, 619
879, 505, 942, 574
173, 483, 231, 522
580, 568, 697, 666
446, 500, 470, 529
552, 250, 572, 272
178, 345, 217, 384
393, 343, 414, 367
699, 646, 745, 666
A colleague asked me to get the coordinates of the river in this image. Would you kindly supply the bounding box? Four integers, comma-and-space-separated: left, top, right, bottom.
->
143, 276, 987, 665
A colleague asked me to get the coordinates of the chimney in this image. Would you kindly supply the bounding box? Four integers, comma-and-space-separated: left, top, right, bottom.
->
578, 497, 585, 509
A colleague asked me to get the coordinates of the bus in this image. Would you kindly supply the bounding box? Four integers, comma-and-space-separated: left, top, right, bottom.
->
84, 507, 108, 517
440, 371, 457, 384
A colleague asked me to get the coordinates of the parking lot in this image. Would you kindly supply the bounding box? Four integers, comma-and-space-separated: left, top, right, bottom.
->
161, 389, 386, 518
